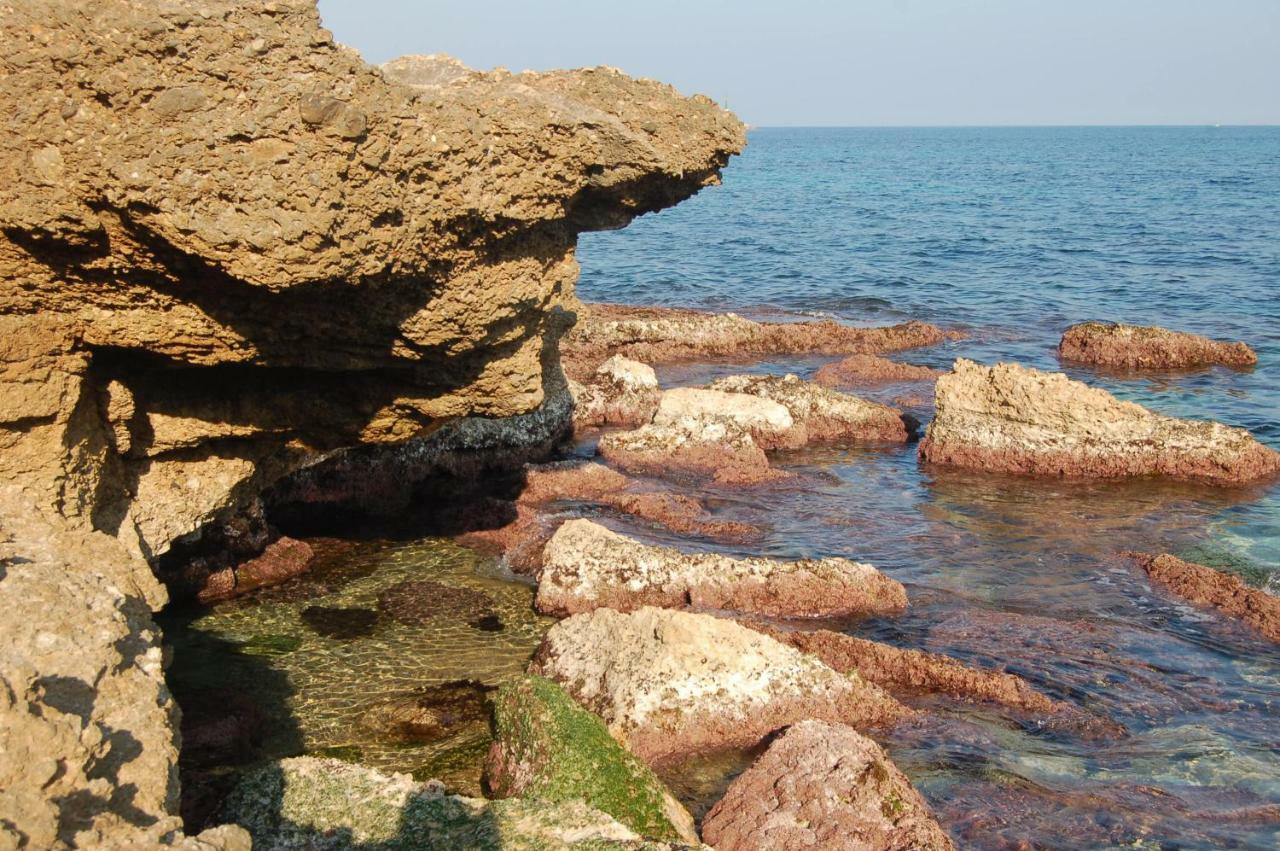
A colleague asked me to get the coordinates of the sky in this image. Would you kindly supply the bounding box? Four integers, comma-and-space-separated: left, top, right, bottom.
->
317, 0, 1280, 127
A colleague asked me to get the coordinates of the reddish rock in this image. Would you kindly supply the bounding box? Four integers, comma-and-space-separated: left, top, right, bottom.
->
562, 303, 960, 377
919, 359, 1280, 485
1124, 552, 1280, 642
708, 373, 910, 443
602, 492, 759, 542
196, 536, 314, 604
536, 519, 906, 618
1059, 322, 1257, 370
701, 720, 954, 851
815, 354, 943, 388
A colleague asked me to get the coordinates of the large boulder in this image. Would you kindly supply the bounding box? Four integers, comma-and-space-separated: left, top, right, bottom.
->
708, 373, 911, 443
485, 675, 698, 844
919, 359, 1280, 485
221, 756, 689, 850
1059, 322, 1257, 370
701, 720, 954, 851
530, 607, 908, 765
536, 518, 906, 617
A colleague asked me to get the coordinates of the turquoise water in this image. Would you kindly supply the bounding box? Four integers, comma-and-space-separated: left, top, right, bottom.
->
578, 128, 1280, 849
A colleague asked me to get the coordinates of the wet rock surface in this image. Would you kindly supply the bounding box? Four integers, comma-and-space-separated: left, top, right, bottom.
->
359, 681, 492, 746
485, 675, 698, 844
537, 518, 907, 618
814, 353, 944, 388
196, 537, 315, 604
1125, 552, 1280, 642
530, 607, 908, 766
376, 580, 498, 626
708, 373, 912, 443
919, 359, 1280, 485
300, 606, 379, 640
701, 720, 955, 851
1059, 322, 1257, 370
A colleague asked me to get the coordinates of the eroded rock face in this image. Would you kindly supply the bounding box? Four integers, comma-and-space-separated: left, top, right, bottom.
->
536, 518, 907, 618
0, 0, 743, 564
562, 304, 956, 378
814, 354, 943, 388
708, 373, 911, 443
1059, 322, 1257, 370
1124, 552, 1280, 642
701, 720, 955, 851
221, 756, 679, 850
919, 359, 1280, 485
569, 354, 662, 430
529, 607, 908, 765
485, 675, 698, 844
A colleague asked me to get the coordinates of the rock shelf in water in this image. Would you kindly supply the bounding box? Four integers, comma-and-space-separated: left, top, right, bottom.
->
1059, 322, 1257, 370
536, 518, 907, 618
530, 607, 908, 765
814, 353, 944, 388
1124, 552, 1280, 643
919, 359, 1280, 485
707, 373, 913, 443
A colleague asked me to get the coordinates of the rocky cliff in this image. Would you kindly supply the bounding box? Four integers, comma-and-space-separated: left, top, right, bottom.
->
0, 1, 743, 846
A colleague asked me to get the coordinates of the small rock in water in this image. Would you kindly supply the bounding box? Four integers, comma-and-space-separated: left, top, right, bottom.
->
300, 606, 378, 639
359, 680, 492, 745
468, 614, 505, 632
1058, 321, 1257, 370
376, 579, 497, 625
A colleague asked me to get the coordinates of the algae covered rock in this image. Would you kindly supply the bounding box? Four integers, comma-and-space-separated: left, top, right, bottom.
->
485, 675, 698, 844
221, 756, 687, 850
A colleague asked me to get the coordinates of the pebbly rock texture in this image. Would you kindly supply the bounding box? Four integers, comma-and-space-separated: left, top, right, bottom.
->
701, 720, 954, 851
221, 756, 691, 850
708, 373, 912, 443
919, 359, 1280, 485
814, 354, 943, 388
0, 2, 743, 845
1124, 552, 1280, 643
1059, 322, 1257, 371
569, 354, 662, 430
536, 518, 907, 618
654, 387, 798, 448
598, 416, 781, 485
485, 675, 698, 844
562, 304, 957, 378
529, 607, 908, 766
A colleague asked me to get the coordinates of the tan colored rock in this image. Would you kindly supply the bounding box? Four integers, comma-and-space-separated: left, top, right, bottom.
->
1059, 322, 1257, 370
1124, 552, 1280, 642
654, 386, 797, 448
530, 607, 909, 765
814, 354, 942, 388
563, 304, 958, 377
701, 720, 954, 851
597, 416, 781, 485
536, 519, 906, 618
708, 373, 911, 443
919, 359, 1280, 485
570, 355, 662, 430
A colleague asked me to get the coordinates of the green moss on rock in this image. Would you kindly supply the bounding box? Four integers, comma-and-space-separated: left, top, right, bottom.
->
485, 675, 697, 844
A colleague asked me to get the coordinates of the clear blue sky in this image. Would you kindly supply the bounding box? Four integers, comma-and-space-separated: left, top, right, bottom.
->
317, 0, 1280, 126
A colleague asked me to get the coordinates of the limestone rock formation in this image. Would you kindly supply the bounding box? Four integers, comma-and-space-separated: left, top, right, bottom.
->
655, 387, 798, 448
485, 675, 698, 844
701, 720, 954, 851
597, 416, 781, 485
919, 359, 1280, 485
1059, 322, 1257, 370
1124, 552, 1280, 642
814, 354, 943, 388
569, 354, 662, 430
529, 607, 908, 765
0, 1, 743, 846
707, 373, 912, 443
536, 518, 907, 617
221, 756, 690, 850
562, 304, 957, 377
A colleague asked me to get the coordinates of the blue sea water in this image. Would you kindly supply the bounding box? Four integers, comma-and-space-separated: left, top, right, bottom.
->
577, 127, 1280, 849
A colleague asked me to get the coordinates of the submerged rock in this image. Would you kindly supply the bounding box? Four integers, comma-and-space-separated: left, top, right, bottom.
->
598, 417, 781, 485
530, 607, 908, 765
701, 720, 955, 851
485, 675, 698, 844
221, 756, 678, 849
814, 353, 943, 388
376, 580, 498, 626
563, 304, 957, 377
919, 359, 1280, 485
708, 373, 912, 443
536, 519, 907, 618
1124, 552, 1280, 643
1059, 322, 1257, 370
197, 537, 315, 604
359, 681, 492, 746
570, 354, 663, 430
300, 606, 379, 640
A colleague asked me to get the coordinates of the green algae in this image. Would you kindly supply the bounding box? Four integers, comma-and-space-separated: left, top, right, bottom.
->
488, 675, 693, 844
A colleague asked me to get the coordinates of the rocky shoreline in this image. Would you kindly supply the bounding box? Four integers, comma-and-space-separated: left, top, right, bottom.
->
2, 3, 1278, 850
